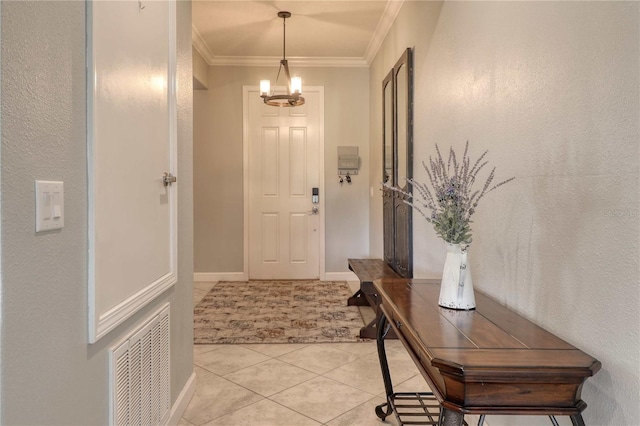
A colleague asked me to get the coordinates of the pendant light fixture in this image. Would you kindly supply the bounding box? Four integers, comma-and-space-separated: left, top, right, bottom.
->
260, 11, 305, 107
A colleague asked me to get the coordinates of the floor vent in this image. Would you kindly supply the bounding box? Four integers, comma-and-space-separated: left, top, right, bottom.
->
110, 304, 170, 426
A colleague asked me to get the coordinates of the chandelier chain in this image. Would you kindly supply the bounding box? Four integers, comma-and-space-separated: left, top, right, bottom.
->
282, 14, 286, 60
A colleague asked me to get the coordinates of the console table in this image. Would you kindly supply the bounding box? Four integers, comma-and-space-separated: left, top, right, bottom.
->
373, 278, 601, 426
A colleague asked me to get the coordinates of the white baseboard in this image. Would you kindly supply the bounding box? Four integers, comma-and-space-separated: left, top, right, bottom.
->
324, 271, 358, 281
166, 371, 196, 426
195, 272, 358, 282
194, 272, 247, 282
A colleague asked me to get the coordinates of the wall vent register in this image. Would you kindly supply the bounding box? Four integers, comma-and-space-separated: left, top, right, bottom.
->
110, 304, 170, 426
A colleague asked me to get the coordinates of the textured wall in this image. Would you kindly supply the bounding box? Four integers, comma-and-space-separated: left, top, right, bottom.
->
194, 65, 370, 274
0, 1, 193, 424
370, 2, 639, 425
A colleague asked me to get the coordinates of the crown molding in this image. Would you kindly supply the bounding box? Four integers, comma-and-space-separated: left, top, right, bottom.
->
192, 25, 215, 65
210, 56, 368, 68
364, 0, 405, 65
192, 0, 403, 68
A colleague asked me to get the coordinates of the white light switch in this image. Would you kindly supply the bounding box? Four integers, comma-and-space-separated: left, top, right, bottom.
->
35, 181, 64, 232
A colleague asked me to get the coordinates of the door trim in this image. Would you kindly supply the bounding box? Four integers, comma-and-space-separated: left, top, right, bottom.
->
242, 86, 325, 280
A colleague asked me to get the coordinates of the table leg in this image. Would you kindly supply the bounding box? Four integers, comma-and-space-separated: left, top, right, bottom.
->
347, 289, 369, 306
438, 407, 464, 426
374, 313, 394, 420
570, 414, 585, 426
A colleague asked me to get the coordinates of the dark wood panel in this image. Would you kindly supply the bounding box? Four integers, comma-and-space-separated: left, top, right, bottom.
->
430, 348, 599, 372
407, 283, 537, 349
348, 258, 400, 284
378, 279, 477, 349
474, 291, 575, 350
438, 309, 528, 349
393, 198, 412, 278
382, 190, 394, 266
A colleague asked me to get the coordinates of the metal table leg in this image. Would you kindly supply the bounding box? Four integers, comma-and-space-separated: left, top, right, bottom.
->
374, 313, 394, 420
374, 310, 470, 426
570, 414, 586, 426
439, 407, 464, 426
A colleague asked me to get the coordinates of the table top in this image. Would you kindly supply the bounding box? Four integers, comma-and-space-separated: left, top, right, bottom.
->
348, 258, 400, 284
374, 278, 601, 416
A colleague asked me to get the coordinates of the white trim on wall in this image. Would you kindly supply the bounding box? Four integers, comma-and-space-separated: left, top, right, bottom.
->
363, 0, 405, 64
211, 56, 367, 68
0, 4, 3, 422
324, 272, 358, 282
193, 272, 247, 282
191, 2, 403, 67
166, 371, 196, 426
191, 25, 214, 65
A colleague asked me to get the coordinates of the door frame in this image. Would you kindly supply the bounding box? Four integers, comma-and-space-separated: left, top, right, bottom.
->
242, 86, 325, 280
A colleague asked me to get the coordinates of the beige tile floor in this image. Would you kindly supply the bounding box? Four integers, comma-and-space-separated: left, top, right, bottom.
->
181, 281, 441, 426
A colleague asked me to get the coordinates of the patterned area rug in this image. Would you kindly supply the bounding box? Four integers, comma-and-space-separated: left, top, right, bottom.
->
194, 280, 366, 344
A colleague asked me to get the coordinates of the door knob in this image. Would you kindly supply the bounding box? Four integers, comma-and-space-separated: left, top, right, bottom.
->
307, 205, 319, 215
163, 172, 177, 187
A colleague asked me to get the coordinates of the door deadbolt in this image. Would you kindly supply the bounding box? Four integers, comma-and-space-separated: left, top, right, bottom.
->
163, 172, 177, 187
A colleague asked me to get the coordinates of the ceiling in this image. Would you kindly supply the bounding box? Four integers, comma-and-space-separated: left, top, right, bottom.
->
192, 1, 402, 67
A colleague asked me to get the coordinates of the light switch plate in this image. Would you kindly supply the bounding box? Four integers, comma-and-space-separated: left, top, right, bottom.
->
35, 180, 64, 232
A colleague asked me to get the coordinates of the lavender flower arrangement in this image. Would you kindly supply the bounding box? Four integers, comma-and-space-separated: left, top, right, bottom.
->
386, 142, 514, 245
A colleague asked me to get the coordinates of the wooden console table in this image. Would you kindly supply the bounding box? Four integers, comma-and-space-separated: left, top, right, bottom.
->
373, 278, 601, 426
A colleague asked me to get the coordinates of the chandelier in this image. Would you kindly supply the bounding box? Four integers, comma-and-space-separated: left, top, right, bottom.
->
260, 11, 305, 107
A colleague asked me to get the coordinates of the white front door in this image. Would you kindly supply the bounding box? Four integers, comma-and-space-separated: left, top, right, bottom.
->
246, 88, 324, 279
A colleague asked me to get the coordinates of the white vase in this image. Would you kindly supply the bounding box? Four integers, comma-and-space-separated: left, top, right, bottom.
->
439, 242, 476, 310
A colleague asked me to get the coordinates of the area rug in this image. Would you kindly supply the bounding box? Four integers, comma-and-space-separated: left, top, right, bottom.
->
194, 280, 366, 344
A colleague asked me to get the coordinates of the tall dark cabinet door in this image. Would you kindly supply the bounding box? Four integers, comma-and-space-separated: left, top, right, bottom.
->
393, 49, 413, 278
382, 70, 395, 266
382, 48, 413, 278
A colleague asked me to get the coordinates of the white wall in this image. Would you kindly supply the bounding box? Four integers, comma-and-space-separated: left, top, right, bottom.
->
370, 2, 639, 425
194, 65, 370, 275
0, 1, 194, 424
0, 2, 3, 420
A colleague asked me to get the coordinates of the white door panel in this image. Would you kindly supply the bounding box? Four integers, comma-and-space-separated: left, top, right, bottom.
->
88, 0, 177, 343
247, 88, 323, 279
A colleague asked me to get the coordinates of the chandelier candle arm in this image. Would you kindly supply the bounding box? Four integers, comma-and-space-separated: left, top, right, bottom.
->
260, 80, 270, 97
291, 76, 302, 94
259, 11, 305, 107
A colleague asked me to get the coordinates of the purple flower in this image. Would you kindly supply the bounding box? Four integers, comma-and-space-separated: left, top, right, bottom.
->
382, 141, 514, 245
